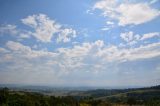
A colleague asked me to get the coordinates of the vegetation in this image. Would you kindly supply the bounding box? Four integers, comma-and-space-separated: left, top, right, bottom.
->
0, 85, 160, 106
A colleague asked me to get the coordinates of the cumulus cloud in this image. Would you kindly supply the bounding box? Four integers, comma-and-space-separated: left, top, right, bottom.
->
56, 28, 76, 43
117, 3, 159, 26
128, 42, 160, 60
120, 31, 140, 45
6, 41, 30, 51
0, 40, 160, 85
22, 14, 77, 43
22, 14, 61, 42
93, 0, 160, 26
6, 41, 57, 58
0, 14, 76, 43
3, 40, 160, 72
57, 40, 160, 66
101, 42, 160, 62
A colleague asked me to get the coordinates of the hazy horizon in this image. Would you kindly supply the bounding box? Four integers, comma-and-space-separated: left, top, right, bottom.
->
0, 83, 157, 90
0, 0, 160, 87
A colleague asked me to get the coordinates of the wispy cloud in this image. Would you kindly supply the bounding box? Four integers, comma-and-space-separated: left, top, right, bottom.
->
140, 32, 160, 40
0, 24, 18, 36
120, 31, 160, 46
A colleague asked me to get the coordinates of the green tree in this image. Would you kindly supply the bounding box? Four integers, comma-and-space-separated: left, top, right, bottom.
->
0, 87, 9, 105
127, 97, 136, 106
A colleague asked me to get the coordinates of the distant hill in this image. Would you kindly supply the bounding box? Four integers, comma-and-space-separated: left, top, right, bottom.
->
0, 85, 160, 106
84, 85, 160, 104
80, 85, 160, 98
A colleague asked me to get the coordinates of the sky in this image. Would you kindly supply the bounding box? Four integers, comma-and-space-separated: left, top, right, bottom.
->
0, 0, 160, 87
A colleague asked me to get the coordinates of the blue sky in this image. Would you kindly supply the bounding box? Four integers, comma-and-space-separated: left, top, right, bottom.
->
0, 0, 160, 87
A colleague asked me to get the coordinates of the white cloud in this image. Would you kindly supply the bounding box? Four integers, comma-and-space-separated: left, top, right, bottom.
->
22, 14, 77, 43
22, 14, 61, 42
120, 31, 140, 45
6, 41, 31, 51
5, 41, 54, 61
106, 21, 114, 25
0, 14, 77, 43
94, 40, 104, 47
60, 40, 159, 66
0, 24, 32, 40
19, 33, 31, 39
101, 27, 110, 31
124, 42, 160, 61
6, 41, 56, 58
141, 32, 160, 40
120, 31, 160, 45
86, 9, 94, 15
98, 42, 160, 62
0, 40, 160, 85
0, 3, 159, 86
0, 24, 18, 36
117, 3, 160, 26
56, 28, 76, 43
93, 0, 117, 17
94, 0, 160, 26
57, 40, 160, 65
101, 21, 114, 31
